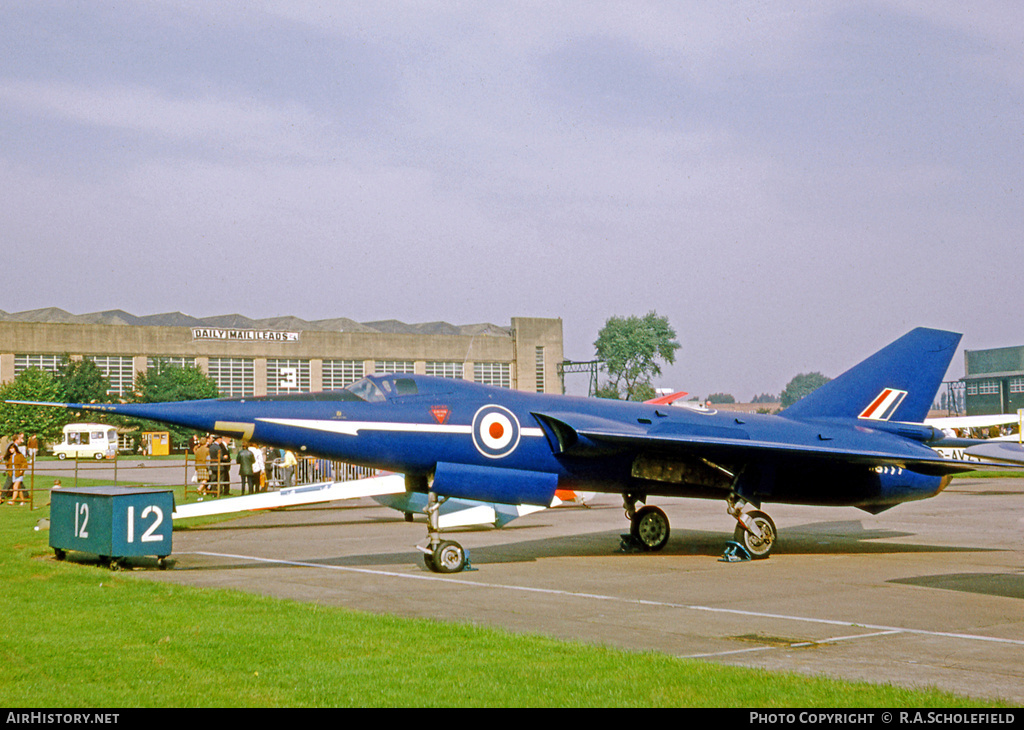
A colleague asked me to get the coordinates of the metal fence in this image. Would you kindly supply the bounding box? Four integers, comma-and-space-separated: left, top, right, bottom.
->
10, 452, 379, 509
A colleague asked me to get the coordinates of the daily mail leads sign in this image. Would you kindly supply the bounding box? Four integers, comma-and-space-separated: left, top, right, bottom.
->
192, 328, 300, 343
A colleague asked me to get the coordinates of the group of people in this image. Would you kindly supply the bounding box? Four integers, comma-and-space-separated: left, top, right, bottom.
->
191, 434, 298, 497
2, 433, 31, 505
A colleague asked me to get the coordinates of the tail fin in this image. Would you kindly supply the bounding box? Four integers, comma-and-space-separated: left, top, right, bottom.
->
780, 327, 961, 424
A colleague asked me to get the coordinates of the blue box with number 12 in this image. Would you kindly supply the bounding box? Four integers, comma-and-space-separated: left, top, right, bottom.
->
50, 486, 174, 569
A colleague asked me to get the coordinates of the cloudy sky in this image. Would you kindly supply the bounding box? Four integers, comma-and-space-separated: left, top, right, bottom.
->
2, 2, 1022, 399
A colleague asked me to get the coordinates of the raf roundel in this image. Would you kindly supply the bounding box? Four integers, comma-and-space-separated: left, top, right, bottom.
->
471, 405, 522, 459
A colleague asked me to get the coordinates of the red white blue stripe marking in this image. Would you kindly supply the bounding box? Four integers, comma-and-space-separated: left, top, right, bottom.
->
859, 388, 908, 421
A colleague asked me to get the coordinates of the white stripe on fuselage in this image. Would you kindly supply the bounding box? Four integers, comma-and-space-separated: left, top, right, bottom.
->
258, 418, 544, 439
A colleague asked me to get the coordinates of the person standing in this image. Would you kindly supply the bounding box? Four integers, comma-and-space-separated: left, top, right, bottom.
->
217, 437, 233, 496
236, 443, 256, 495
206, 436, 222, 495
193, 435, 211, 495
281, 449, 298, 488
209, 436, 232, 496
8, 434, 28, 505
250, 444, 265, 492
2, 442, 16, 502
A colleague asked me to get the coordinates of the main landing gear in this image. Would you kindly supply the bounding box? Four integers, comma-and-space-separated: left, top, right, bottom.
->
620, 495, 670, 552
620, 492, 778, 560
417, 491, 471, 573
727, 494, 777, 560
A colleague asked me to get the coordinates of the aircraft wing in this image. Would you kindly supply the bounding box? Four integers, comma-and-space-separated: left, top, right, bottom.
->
645, 391, 689, 405
534, 410, 978, 476
962, 441, 1024, 465
172, 474, 406, 519
926, 413, 1021, 430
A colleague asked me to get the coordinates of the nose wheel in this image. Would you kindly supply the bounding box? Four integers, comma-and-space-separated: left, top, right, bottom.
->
418, 490, 470, 573
427, 540, 466, 573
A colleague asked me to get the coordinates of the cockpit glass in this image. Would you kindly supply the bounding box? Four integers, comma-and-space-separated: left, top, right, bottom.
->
345, 378, 386, 403
394, 378, 418, 396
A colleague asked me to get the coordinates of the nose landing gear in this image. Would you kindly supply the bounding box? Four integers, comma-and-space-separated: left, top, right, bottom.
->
417, 491, 470, 573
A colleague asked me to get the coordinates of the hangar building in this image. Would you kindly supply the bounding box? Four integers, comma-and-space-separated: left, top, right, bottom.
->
0, 309, 564, 397
963, 344, 1024, 416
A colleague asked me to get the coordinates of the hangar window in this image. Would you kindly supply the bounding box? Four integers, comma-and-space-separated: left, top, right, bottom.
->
208, 358, 254, 398
267, 359, 310, 394
1010, 378, 1024, 394
147, 357, 197, 374
14, 354, 62, 376
323, 360, 364, 389
474, 362, 511, 388
376, 360, 415, 374
426, 361, 463, 379
87, 355, 135, 397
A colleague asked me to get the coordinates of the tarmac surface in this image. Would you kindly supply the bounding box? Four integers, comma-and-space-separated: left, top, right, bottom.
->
124, 475, 1023, 704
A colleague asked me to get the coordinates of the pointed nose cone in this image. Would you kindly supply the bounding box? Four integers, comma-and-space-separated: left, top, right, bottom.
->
77, 398, 246, 435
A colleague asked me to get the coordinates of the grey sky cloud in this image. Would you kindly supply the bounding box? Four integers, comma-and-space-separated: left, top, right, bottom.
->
2, 2, 1022, 399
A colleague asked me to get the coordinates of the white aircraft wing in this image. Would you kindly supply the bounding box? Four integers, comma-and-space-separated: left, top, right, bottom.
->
963, 441, 1024, 465
172, 474, 406, 520
927, 413, 1020, 430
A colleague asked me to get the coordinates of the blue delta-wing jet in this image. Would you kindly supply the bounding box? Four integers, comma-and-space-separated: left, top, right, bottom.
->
13, 327, 988, 573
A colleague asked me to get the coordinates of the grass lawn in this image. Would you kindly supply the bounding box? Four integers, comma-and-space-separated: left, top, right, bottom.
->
0, 478, 1012, 708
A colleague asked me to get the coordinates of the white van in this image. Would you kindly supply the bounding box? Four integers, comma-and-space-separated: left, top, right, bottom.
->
51, 423, 118, 460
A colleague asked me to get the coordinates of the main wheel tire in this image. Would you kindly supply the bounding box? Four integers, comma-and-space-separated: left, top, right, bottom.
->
630, 506, 670, 552
733, 510, 777, 559
432, 540, 466, 573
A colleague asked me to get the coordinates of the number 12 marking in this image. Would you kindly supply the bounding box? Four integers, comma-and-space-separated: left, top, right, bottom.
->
126, 505, 165, 543
74, 502, 89, 538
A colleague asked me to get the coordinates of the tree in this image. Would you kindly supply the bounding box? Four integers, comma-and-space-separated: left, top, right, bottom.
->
134, 364, 221, 403
780, 372, 831, 408
594, 312, 680, 401
130, 364, 221, 449
0, 368, 69, 443
56, 357, 110, 404
707, 393, 735, 404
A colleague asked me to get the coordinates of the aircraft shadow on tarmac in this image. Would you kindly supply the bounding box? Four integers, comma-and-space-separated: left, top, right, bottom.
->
427, 520, 996, 566
889, 572, 1024, 600
165, 516, 996, 573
